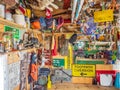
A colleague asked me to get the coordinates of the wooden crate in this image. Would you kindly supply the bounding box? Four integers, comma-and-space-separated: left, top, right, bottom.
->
96, 64, 113, 70
72, 77, 93, 84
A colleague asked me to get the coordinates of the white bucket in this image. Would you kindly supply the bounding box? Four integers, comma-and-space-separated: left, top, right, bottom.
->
6, 12, 13, 21
100, 74, 113, 86
13, 14, 26, 27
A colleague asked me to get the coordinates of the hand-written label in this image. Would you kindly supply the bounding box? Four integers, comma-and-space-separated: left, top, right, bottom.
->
72, 64, 95, 77
94, 10, 113, 22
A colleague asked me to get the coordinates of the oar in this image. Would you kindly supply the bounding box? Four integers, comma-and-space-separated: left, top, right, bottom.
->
71, 0, 78, 23
75, 0, 84, 21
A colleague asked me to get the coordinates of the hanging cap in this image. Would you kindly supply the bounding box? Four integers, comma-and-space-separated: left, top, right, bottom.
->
45, 8, 52, 19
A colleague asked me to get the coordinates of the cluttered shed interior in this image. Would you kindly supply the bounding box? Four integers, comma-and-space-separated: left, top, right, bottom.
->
0, 0, 120, 90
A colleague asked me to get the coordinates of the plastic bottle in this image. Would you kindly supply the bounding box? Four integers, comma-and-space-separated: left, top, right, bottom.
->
117, 41, 120, 59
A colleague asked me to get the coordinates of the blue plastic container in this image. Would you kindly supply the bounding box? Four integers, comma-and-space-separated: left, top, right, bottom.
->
115, 72, 120, 89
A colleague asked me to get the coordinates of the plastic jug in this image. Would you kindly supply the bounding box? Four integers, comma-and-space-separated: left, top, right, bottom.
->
115, 72, 120, 89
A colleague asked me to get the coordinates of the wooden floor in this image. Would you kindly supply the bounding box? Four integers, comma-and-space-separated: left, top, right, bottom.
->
48, 83, 119, 90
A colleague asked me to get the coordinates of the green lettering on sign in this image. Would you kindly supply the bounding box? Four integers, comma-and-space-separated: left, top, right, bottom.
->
72, 64, 95, 77
4, 26, 19, 39
76, 60, 104, 64
53, 59, 64, 67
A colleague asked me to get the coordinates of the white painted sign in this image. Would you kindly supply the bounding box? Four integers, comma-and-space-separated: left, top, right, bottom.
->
8, 61, 20, 90
0, 54, 8, 90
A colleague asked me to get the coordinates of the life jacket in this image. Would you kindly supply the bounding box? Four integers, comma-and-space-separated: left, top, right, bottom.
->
30, 64, 38, 81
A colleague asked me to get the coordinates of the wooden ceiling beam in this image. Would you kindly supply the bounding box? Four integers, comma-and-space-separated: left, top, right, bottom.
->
53, 14, 71, 19
33, 9, 69, 17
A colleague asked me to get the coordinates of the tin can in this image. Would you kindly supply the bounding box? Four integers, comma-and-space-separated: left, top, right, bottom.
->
0, 42, 5, 53
0, 4, 5, 18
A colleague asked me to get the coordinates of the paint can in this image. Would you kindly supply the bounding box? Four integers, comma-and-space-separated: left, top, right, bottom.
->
0, 42, 5, 53
13, 14, 26, 27
0, 4, 5, 18
5, 11, 13, 21
117, 41, 120, 59
100, 74, 113, 86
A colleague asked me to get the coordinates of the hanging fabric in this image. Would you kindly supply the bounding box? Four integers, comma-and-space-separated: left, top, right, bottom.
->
29, 52, 38, 81
30, 64, 38, 81
51, 35, 57, 56
45, 8, 53, 29
63, 0, 71, 9
57, 17, 64, 30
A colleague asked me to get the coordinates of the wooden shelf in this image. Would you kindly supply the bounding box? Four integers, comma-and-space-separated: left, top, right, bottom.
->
0, 18, 26, 29
28, 29, 41, 33
75, 58, 107, 64
89, 41, 115, 45
76, 57, 107, 61
29, 29, 80, 35
0, 48, 37, 55
53, 55, 65, 59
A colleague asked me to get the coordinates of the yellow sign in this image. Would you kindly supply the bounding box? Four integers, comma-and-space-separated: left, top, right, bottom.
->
72, 64, 95, 77
94, 10, 113, 22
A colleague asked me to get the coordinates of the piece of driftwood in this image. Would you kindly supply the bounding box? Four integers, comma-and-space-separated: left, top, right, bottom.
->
1, 0, 16, 9
108, 0, 120, 10
33, 9, 68, 17
27, 0, 58, 11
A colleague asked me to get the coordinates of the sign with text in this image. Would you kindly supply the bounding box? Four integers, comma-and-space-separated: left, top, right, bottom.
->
94, 10, 113, 22
72, 64, 95, 77
4, 25, 20, 39
53, 58, 65, 67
